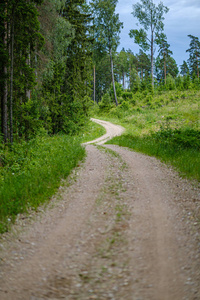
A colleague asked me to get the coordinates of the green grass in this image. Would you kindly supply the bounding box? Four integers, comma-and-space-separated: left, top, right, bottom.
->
108, 131, 200, 181
94, 89, 200, 182
79, 119, 106, 143
0, 119, 106, 233
0, 135, 85, 233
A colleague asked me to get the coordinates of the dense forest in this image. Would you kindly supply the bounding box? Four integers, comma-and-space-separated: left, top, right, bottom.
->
0, 0, 199, 232
0, 0, 199, 143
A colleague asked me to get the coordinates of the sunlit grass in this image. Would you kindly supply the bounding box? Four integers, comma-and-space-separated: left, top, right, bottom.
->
0, 135, 85, 233
0, 118, 107, 234
79, 119, 106, 143
94, 89, 200, 182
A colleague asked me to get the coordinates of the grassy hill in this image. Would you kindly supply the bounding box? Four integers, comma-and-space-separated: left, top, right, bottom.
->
93, 89, 200, 182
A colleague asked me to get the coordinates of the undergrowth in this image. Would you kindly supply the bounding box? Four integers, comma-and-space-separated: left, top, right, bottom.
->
0, 119, 105, 233
0, 134, 85, 233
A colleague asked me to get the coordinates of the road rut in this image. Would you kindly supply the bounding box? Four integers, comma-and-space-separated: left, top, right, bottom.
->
0, 119, 199, 300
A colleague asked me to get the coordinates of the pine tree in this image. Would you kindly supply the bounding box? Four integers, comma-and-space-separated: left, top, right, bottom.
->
156, 33, 173, 84
115, 49, 129, 89
90, 0, 123, 106
129, 0, 169, 88
0, 0, 44, 142
180, 61, 189, 76
186, 35, 200, 79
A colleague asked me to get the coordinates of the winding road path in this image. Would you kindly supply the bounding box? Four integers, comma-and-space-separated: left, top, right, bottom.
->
0, 119, 199, 300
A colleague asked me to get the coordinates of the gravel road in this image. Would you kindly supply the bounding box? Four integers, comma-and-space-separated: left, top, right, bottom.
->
0, 119, 199, 300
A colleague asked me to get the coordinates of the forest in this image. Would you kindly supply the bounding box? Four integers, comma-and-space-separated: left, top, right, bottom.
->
0, 0, 199, 232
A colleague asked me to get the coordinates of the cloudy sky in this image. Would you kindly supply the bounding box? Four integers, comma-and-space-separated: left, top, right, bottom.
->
116, 0, 200, 68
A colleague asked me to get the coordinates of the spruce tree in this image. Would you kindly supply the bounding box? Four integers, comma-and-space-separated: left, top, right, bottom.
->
90, 0, 123, 106
186, 35, 200, 79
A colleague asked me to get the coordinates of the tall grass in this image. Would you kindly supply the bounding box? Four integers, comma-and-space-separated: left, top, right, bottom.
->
0, 119, 106, 233
108, 129, 200, 181
94, 89, 200, 182
0, 134, 85, 233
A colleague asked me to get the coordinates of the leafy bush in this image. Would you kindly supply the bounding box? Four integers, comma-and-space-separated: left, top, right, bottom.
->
154, 127, 200, 150
98, 92, 114, 113
166, 74, 176, 90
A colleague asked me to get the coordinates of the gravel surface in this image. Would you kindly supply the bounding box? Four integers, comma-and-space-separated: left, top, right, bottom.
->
0, 119, 199, 300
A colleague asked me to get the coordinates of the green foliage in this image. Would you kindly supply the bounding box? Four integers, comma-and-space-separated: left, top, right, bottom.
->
186, 35, 200, 78
0, 134, 85, 233
108, 131, 200, 181
94, 89, 200, 181
129, 0, 169, 86
153, 127, 200, 150
98, 93, 114, 113
91, 0, 123, 53
79, 119, 106, 143
90, 0, 123, 105
130, 68, 141, 92
0, 0, 93, 142
122, 91, 134, 101
110, 82, 123, 101
165, 74, 176, 90
155, 55, 178, 83
115, 49, 129, 88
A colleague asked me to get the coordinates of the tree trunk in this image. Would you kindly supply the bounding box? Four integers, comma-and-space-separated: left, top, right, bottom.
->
10, 14, 14, 144
1, 66, 8, 143
164, 53, 167, 85
94, 65, 96, 103
196, 51, 199, 79
1, 12, 8, 142
26, 47, 31, 99
110, 48, 118, 106
123, 72, 125, 89
151, 24, 154, 88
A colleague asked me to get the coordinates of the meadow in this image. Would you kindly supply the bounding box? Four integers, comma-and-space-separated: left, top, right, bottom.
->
93, 89, 200, 182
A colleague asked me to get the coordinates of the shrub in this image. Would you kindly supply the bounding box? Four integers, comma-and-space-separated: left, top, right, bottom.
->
98, 93, 114, 112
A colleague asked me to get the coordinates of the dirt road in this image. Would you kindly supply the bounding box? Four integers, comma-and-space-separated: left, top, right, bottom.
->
0, 119, 199, 300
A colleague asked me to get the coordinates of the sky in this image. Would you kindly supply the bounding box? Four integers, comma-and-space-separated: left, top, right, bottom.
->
116, 0, 200, 68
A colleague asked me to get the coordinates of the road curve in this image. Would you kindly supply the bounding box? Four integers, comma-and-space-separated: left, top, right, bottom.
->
0, 119, 199, 300
83, 118, 125, 145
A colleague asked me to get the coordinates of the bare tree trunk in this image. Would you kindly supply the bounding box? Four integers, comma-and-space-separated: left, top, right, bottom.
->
164, 59, 166, 85
94, 65, 95, 103
26, 48, 31, 99
1, 13, 8, 142
151, 24, 154, 89
123, 72, 125, 89
2, 66, 8, 143
35, 54, 38, 81
196, 52, 199, 79
110, 48, 118, 106
10, 14, 14, 144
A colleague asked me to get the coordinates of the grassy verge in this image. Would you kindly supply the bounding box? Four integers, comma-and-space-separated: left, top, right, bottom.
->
0, 119, 105, 233
94, 89, 200, 182
108, 129, 200, 181
0, 134, 85, 233
79, 119, 106, 143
